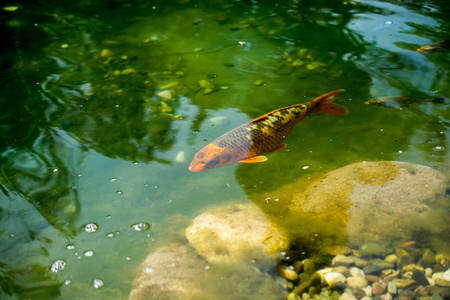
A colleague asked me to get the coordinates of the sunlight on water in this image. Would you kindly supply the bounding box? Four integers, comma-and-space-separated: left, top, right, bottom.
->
0, 0, 449, 299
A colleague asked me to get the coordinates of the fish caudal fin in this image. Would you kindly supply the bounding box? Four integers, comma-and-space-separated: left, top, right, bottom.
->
312, 89, 349, 115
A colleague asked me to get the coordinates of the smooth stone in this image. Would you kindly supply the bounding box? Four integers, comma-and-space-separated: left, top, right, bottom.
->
443, 268, 450, 281
332, 255, 354, 266
372, 279, 387, 295
370, 258, 394, 270
339, 292, 358, 300
384, 270, 400, 281
387, 281, 397, 295
392, 278, 416, 288
288, 161, 446, 246
333, 266, 351, 277
436, 253, 450, 268
351, 256, 369, 268
419, 249, 435, 268
349, 267, 365, 278
435, 278, 450, 287
365, 275, 382, 283
384, 254, 398, 264
185, 203, 289, 264
174, 151, 186, 163
324, 272, 346, 285
403, 264, 425, 273
157, 90, 172, 100
381, 292, 393, 300
412, 269, 429, 286
363, 264, 382, 275
303, 259, 316, 275
352, 287, 366, 298
277, 265, 298, 281
346, 276, 368, 288
397, 255, 414, 272
210, 116, 230, 126
362, 285, 372, 297
129, 245, 210, 300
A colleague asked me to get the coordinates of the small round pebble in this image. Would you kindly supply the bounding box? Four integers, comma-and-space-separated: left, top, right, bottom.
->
346, 276, 368, 288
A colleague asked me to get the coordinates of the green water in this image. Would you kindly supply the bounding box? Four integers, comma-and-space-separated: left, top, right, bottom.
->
0, 0, 449, 299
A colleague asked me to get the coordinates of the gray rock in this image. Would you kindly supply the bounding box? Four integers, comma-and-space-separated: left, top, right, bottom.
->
362, 264, 382, 275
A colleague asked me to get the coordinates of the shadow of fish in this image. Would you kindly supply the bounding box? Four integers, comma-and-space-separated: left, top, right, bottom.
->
365, 96, 445, 109
189, 89, 348, 172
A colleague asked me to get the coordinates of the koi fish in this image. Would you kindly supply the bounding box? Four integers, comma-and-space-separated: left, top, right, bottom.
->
189, 89, 348, 172
365, 96, 444, 109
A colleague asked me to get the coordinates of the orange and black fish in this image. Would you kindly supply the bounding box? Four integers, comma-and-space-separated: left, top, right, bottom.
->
189, 89, 348, 172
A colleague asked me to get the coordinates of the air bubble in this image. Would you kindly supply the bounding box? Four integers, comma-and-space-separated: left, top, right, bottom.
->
50, 260, 67, 273
83, 223, 98, 233
131, 222, 150, 232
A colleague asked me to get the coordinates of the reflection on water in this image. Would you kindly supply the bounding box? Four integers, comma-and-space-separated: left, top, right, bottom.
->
0, 0, 449, 298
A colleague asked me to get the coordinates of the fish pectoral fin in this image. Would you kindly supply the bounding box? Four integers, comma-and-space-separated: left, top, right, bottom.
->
268, 143, 287, 153
239, 156, 268, 163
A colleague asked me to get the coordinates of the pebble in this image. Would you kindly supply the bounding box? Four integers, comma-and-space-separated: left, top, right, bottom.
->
333, 266, 351, 277
339, 292, 357, 300
346, 276, 368, 288
363, 264, 382, 275
381, 292, 393, 300
411, 269, 429, 286
392, 278, 416, 288
303, 259, 316, 275
443, 268, 450, 281
349, 267, 365, 278
372, 279, 387, 295
403, 264, 425, 273
210, 116, 229, 126
332, 255, 354, 266
362, 285, 372, 296
324, 272, 346, 285
277, 265, 298, 281
157, 90, 172, 100
384, 254, 398, 264
387, 281, 397, 294
435, 278, 450, 287
175, 151, 186, 163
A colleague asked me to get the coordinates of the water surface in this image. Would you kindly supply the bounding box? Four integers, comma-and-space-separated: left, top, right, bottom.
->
1, 0, 449, 298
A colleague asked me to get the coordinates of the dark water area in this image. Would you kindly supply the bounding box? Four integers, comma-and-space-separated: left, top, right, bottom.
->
0, 0, 449, 299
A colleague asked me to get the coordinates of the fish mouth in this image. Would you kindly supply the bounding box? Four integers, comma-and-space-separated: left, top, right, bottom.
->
188, 162, 204, 172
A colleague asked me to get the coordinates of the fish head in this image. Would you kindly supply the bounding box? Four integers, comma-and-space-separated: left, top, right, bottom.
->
189, 144, 238, 172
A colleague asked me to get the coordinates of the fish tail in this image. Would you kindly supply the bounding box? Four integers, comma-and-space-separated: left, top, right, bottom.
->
312, 89, 348, 115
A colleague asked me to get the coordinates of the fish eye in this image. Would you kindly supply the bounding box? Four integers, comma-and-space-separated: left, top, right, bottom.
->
206, 159, 220, 167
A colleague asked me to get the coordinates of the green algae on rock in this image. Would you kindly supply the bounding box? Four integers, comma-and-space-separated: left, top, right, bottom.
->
288, 161, 446, 247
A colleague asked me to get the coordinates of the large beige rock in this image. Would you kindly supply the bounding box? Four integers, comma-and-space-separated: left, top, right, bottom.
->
129, 243, 285, 300
288, 161, 446, 246
185, 203, 289, 264
129, 245, 211, 300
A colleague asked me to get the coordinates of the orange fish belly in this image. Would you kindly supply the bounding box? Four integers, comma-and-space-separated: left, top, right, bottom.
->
189, 89, 347, 172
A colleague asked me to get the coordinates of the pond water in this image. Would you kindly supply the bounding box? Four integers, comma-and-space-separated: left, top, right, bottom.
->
0, 0, 449, 299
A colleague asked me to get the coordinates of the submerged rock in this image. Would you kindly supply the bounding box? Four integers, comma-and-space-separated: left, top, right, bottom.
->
288, 161, 446, 247
129, 243, 284, 300
129, 245, 211, 300
185, 203, 289, 264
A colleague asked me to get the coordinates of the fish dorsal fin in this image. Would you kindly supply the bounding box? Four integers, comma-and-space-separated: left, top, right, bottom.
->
239, 156, 268, 163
